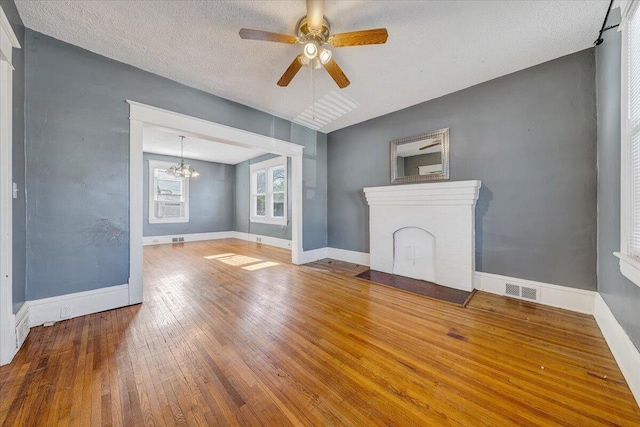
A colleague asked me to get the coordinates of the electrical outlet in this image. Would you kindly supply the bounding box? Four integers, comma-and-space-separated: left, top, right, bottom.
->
60, 305, 72, 319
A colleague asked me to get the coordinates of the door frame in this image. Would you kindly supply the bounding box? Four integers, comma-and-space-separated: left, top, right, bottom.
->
0, 5, 21, 365
127, 101, 305, 304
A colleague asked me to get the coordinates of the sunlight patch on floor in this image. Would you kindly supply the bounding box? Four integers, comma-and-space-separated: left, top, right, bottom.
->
204, 253, 279, 270
204, 253, 236, 259
242, 261, 280, 271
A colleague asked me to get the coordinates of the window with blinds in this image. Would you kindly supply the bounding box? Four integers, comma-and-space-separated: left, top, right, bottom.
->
629, 5, 640, 256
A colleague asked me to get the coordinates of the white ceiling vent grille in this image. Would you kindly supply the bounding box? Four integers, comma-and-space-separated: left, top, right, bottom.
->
504, 283, 540, 302
293, 90, 360, 131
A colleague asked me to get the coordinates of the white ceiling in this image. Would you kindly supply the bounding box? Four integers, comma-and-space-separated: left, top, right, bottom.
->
143, 126, 267, 165
15, 1, 607, 133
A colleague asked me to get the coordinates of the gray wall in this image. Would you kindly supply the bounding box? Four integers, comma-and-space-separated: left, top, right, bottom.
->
403, 152, 441, 176
1, 0, 26, 313
23, 30, 325, 300
233, 125, 328, 250
300, 128, 328, 250
143, 153, 235, 237
328, 49, 597, 290
596, 9, 640, 348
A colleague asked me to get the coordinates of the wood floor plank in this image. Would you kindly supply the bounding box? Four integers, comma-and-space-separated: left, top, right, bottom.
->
0, 238, 638, 426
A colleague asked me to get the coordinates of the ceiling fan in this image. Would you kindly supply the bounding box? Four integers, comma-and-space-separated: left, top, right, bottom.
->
239, 0, 388, 89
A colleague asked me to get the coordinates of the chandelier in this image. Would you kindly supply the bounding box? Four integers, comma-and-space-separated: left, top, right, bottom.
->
167, 135, 199, 178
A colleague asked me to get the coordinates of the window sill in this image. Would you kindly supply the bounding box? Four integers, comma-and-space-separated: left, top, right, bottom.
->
149, 217, 189, 224
250, 217, 287, 226
614, 252, 640, 289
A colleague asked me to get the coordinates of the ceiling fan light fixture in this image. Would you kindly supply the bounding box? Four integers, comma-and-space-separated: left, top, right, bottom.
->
319, 47, 332, 65
303, 41, 318, 59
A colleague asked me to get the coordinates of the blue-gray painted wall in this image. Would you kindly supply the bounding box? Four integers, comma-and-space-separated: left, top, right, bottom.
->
23, 29, 326, 300
328, 49, 598, 290
1, 0, 26, 313
143, 153, 235, 237
596, 9, 640, 348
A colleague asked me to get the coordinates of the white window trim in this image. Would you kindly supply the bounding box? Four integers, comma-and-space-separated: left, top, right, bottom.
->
147, 159, 190, 224
617, 0, 640, 288
250, 156, 288, 226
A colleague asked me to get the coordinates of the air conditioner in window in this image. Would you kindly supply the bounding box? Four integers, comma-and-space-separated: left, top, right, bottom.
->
157, 202, 182, 218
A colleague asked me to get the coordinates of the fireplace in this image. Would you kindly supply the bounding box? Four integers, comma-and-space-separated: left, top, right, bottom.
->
364, 181, 482, 291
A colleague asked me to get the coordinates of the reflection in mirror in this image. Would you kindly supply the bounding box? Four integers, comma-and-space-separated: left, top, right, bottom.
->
390, 128, 449, 184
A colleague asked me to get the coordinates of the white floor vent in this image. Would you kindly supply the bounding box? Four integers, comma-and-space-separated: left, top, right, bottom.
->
504, 283, 540, 302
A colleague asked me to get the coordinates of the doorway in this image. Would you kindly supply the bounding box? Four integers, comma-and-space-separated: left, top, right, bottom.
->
128, 101, 304, 305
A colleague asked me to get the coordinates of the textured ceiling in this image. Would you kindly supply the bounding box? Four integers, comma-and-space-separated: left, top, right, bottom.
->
15, 0, 607, 133
143, 126, 267, 165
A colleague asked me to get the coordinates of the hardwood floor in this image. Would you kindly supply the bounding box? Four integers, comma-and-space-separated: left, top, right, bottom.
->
1, 238, 639, 426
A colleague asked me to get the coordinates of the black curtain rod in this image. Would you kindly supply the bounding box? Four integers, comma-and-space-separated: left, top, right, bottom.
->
594, 0, 620, 46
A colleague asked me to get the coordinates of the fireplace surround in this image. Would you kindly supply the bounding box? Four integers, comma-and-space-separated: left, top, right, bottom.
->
363, 181, 482, 292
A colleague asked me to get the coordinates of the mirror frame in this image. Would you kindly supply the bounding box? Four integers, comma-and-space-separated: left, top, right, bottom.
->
390, 127, 450, 184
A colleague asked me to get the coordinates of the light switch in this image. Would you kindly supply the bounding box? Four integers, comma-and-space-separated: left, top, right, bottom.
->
12, 183, 18, 199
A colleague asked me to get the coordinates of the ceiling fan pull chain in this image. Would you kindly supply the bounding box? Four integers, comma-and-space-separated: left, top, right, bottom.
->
310, 64, 315, 120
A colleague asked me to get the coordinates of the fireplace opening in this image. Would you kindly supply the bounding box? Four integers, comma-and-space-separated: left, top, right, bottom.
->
393, 227, 436, 282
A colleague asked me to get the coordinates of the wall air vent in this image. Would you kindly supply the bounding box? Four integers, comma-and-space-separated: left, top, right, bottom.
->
171, 237, 184, 243
504, 283, 540, 302
293, 90, 360, 131
505, 283, 520, 297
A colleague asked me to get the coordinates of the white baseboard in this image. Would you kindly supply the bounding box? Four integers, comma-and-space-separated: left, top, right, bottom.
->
143, 231, 235, 246
474, 271, 596, 314
28, 284, 130, 327
594, 294, 640, 407
231, 232, 292, 250
326, 248, 371, 266
143, 231, 293, 250
299, 247, 328, 264
15, 303, 29, 349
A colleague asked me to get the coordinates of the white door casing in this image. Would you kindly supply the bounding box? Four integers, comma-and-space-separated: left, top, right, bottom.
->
0, 5, 21, 366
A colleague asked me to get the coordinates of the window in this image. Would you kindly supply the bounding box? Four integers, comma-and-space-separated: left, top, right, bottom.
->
250, 157, 287, 225
148, 160, 189, 224
617, 0, 640, 287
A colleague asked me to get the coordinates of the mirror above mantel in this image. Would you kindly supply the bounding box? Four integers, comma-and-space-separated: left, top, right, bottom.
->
390, 128, 450, 184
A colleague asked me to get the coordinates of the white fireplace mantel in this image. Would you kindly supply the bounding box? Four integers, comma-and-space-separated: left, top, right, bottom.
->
364, 180, 482, 206
364, 180, 482, 291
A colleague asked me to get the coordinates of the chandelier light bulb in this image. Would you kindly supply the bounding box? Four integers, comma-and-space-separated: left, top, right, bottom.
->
319, 47, 332, 65
303, 42, 318, 60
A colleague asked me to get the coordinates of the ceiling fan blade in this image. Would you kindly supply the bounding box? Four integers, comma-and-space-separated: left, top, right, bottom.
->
239, 29, 297, 44
324, 58, 350, 89
419, 141, 442, 150
306, 0, 325, 32
278, 55, 304, 87
329, 28, 388, 47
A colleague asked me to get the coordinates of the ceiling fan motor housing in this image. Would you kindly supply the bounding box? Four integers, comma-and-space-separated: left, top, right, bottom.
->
297, 17, 331, 44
